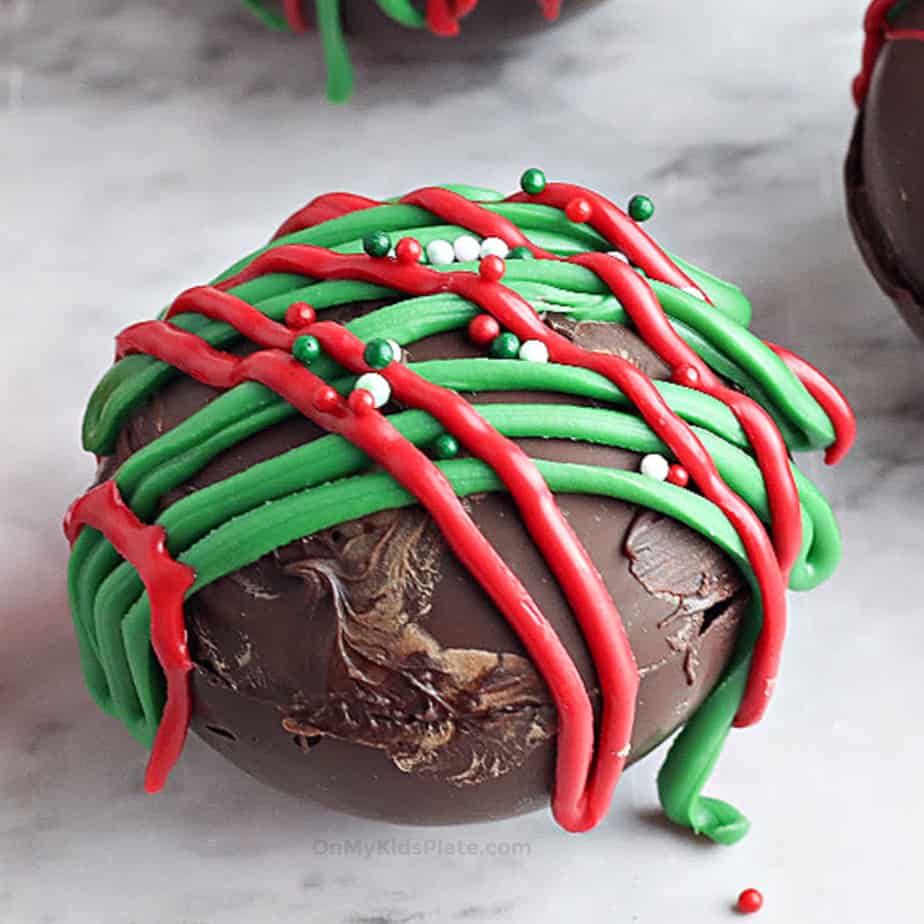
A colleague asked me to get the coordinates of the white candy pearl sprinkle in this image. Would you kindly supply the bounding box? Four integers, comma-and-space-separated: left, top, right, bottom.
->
426, 239, 455, 266
479, 236, 510, 260
518, 339, 549, 363
607, 250, 630, 264
385, 338, 403, 362
639, 453, 670, 482
453, 234, 481, 263
354, 372, 391, 408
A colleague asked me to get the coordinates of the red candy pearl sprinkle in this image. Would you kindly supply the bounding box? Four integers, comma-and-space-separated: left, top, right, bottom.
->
565, 197, 593, 223
348, 388, 376, 415
395, 237, 422, 265
736, 889, 764, 914
284, 302, 317, 329
312, 385, 340, 412
468, 313, 501, 346
667, 464, 690, 487
479, 254, 506, 282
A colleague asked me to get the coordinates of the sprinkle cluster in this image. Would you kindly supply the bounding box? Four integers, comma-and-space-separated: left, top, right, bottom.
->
306, 180, 693, 487
363, 228, 527, 268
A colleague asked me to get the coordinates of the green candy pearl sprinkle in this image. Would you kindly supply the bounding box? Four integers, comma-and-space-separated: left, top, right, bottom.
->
431, 434, 460, 460
520, 167, 547, 196
489, 332, 521, 359
363, 338, 395, 369
508, 246, 535, 260
628, 194, 655, 222
363, 231, 392, 258
292, 335, 321, 365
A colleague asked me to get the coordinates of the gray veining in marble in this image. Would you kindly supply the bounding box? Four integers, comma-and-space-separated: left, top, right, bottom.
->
1, 1, 921, 921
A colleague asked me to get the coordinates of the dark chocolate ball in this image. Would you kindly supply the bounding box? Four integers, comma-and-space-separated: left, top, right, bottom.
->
846, 1, 924, 339
112, 301, 746, 825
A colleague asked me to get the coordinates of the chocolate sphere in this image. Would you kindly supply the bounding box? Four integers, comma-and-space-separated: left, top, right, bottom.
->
110, 306, 745, 825
294, 0, 605, 55
846, 0, 924, 339
67, 177, 852, 841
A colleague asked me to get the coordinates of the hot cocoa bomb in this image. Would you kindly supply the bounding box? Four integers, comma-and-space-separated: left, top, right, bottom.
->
846, 0, 924, 339
243, 0, 604, 101
65, 173, 852, 841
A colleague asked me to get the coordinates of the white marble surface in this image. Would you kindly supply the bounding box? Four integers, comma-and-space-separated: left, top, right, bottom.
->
2, 1, 922, 921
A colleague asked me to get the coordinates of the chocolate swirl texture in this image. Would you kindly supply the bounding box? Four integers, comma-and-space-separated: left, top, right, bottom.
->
65, 172, 854, 842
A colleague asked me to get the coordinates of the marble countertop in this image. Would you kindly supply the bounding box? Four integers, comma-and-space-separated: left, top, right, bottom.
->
2, 1, 921, 921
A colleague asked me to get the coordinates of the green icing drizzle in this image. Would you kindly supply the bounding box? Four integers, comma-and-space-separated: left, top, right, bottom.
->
315, 0, 352, 103
81, 197, 828, 459
376, 0, 427, 28
241, 0, 291, 31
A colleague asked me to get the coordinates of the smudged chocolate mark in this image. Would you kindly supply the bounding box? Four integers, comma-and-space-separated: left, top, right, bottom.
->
194, 627, 266, 692
279, 507, 554, 786
291, 732, 322, 753
227, 571, 281, 601
205, 724, 238, 742
625, 511, 746, 684
547, 314, 671, 380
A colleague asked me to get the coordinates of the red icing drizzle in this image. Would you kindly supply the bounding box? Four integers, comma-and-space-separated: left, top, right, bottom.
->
452, 0, 480, 17
427, 0, 462, 36
854, 0, 924, 104
63, 481, 196, 794
68, 182, 857, 830
274, 192, 380, 240
765, 342, 855, 467
283, 0, 308, 33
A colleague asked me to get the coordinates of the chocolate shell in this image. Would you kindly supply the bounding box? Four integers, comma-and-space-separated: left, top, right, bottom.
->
110, 307, 746, 825
846, 1, 924, 339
